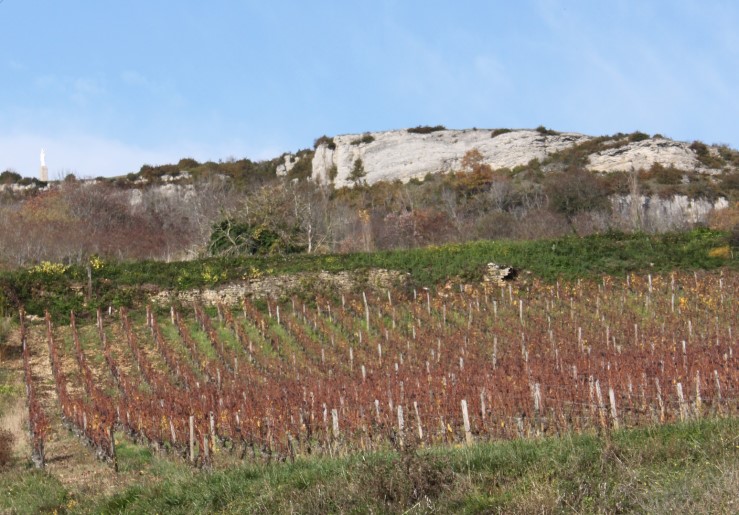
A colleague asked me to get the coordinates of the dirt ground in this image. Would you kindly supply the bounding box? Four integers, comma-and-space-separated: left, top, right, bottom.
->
1, 324, 138, 498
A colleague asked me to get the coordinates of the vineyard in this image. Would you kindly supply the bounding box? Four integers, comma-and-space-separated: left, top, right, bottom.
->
19, 270, 737, 469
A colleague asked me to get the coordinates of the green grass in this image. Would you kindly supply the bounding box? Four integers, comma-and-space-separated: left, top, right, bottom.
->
114, 437, 156, 474
73, 417, 738, 514
1, 228, 734, 321
0, 468, 69, 514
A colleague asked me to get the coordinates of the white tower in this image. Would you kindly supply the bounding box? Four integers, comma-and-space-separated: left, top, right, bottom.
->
40, 148, 48, 182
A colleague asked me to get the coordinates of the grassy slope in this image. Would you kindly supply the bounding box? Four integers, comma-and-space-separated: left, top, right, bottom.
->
83, 417, 738, 514
103, 228, 735, 286
0, 320, 69, 514
5, 417, 732, 513
0, 230, 736, 512
1, 228, 735, 319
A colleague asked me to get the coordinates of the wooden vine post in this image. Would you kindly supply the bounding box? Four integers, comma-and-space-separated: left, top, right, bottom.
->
461, 399, 473, 446
189, 415, 195, 464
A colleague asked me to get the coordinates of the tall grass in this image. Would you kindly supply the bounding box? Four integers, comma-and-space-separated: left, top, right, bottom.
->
82, 417, 738, 514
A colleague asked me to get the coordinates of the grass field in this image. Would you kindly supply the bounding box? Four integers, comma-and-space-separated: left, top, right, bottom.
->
0, 416, 736, 513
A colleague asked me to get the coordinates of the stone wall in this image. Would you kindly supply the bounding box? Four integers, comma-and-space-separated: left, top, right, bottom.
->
149, 268, 409, 306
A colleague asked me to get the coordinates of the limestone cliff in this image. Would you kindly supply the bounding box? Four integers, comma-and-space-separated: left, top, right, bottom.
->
311, 128, 729, 186
587, 137, 712, 174
313, 129, 590, 186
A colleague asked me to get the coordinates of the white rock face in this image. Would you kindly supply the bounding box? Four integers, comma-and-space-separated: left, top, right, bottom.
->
610, 195, 728, 232
312, 129, 592, 187
586, 138, 708, 174
0, 183, 40, 193
311, 129, 731, 187
127, 183, 196, 207
276, 154, 302, 176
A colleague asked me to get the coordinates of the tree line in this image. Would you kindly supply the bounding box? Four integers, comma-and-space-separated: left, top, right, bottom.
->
0, 148, 736, 268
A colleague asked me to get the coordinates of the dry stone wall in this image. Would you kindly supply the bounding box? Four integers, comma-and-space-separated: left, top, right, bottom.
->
150, 268, 409, 306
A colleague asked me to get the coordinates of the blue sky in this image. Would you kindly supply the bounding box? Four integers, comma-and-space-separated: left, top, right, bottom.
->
1, 0, 738, 178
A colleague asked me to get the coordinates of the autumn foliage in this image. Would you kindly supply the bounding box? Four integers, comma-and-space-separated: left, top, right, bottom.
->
18, 270, 737, 468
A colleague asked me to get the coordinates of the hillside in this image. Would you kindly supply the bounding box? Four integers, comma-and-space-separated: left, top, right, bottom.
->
0, 241, 736, 513
1, 127, 737, 268
307, 127, 737, 187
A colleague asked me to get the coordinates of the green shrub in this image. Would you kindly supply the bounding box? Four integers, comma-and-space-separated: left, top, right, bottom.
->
600, 171, 631, 195
535, 125, 558, 136
690, 140, 709, 156
543, 136, 625, 171
0, 170, 22, 184
648, 163, 683, 185
407, 125, 446, 134
349, 158, 367, 185
628, 131, 650, 142
690, 140, 724, 168
351, 133, 375, 145
286, 153, 314, 181
717, 145, 739, 167
491, 128, 512, 138
687, 179, 722, 200
177, 157, 200, 169
207, 219, 284, 257
313, 135, 336, 150
328, 164, 338, 182
545, 168, 610, 217
719, 171, 739, 195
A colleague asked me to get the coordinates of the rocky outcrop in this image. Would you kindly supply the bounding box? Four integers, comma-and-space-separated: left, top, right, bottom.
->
312, 129, 592, 186
610, 194, 729, 232
127, 182, 196, 207
276, 154, 303, 176
482, 263, 517, 287
586, 137, 709, 174
311, 128, 732, 187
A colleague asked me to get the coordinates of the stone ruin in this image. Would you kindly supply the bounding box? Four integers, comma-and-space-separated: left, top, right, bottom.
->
482, 262, 518, 287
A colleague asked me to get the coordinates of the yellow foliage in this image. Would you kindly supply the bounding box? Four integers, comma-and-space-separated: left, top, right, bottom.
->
29, 261, 69, 276
89, 255, 105, 270
243, 266, 263, 280
202, 266, 227, 285
707, 246, 730, 259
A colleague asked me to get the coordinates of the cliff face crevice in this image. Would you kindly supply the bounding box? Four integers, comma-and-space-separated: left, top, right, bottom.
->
311, 129, 725, 187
